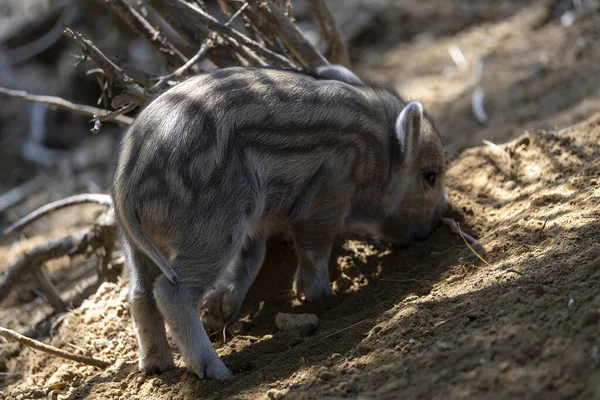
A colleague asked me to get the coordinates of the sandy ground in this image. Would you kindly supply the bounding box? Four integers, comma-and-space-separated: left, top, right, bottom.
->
1, 1, 600, 399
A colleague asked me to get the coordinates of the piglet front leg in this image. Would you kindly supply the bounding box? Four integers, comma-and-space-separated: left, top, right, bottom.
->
201, 234, 267, 332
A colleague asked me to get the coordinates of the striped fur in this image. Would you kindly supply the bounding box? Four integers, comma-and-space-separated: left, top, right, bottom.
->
112, 65, 446, 379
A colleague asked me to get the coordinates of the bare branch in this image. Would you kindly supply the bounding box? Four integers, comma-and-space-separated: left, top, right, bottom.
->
2, 194, 113, 240
62, 26, 150, 105
0, 212, 117, 305
0, 326, 110, 368
103, 0, 189, 68
257, 0, 329, 70
148, 0, 294, 67
145, 0, 239, 67
227, 1, 290, 56
150, 34, 216, 90
225, 2, 250, 26
91, 103, 137, 134
0, 87, 134, 126
308, 0, 350, 67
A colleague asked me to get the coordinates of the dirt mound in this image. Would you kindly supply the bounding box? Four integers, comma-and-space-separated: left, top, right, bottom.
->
2, 113, 599, 400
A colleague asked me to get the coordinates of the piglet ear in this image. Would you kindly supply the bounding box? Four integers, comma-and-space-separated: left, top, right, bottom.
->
394, 101, 423, 162
316, 65, 364, 86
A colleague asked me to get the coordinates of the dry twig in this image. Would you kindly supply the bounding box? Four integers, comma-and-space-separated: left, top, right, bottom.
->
63, 26, 150, 105
170, 0, 294, 67
323, 320, 367, 339
0, 87, 133, 126
308, 0, 350, 67
104, 0, 189, 68
91, 103, 137, 134
454, 221, 490, 266
145, 0, 238, 67
0, 326, 110, 368
149, 34, 216, 90
228, 1, 290, 56
257, 0, 329, 70
441, 217, 477, 244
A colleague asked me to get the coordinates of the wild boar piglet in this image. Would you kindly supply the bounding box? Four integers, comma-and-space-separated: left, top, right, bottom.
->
112, 65, 447, 379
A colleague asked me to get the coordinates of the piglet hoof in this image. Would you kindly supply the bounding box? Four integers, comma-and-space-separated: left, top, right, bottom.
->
139, 356, 175, 375
200, 285, 240, 333
293, 275, 335, 303
187, 354, 232, 380
205, 358, 233, 380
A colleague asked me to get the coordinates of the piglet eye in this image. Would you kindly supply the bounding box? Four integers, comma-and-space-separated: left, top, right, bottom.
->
423, 171, 438, 186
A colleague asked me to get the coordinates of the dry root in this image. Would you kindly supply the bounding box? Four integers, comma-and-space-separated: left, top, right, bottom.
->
0, 326, 110, 368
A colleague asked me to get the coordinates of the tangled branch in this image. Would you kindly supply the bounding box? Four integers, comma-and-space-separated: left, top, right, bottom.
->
0, 195, 116, 308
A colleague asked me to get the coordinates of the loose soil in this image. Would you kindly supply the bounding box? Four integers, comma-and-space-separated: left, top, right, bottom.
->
1, 1, 599, 399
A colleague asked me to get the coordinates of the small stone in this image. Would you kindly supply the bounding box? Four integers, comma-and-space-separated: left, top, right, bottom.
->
266, 388, 286, 400
275, 313, 319, 337
504, 180, 517, 190
319, 369, 335, 381
330, 353, 341, 360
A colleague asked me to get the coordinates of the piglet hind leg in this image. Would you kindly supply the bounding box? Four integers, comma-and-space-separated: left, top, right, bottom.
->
201, 233, 267, 333
154, 247, 240, 379
126, 243, 175, 374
